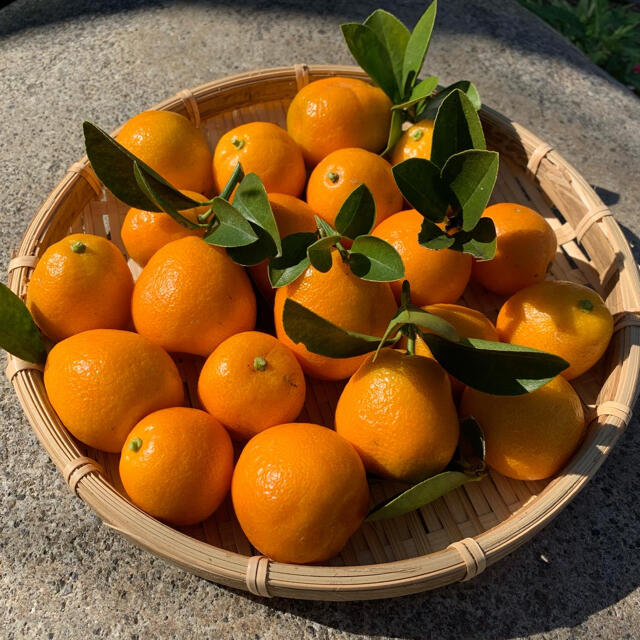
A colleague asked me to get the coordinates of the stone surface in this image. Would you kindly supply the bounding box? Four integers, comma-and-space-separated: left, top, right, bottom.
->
1, 1, 639, 638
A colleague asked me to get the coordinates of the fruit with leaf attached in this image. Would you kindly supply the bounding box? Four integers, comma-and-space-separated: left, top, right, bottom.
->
212, 122, 306, 197
335, 348, 459, 483
198, 331, 306, 441
415, 303, 499, 397
115, 110, 213, 194
390, 120, 434, 165
306, 148, 403, 228
121, 190, 209, 266
496, 280, 613, 380
231, 422, 369, 563
247, 193, 318, 300
460, 376, 585, 480
44, 329, 184, 453
26, 233, 134, 342
273, 250, 397, 380
372, 209, 472, 306
286, 77, 392, 166
120, 407, 233, 526
471, 203, 557, 296
132, 236, 256, 357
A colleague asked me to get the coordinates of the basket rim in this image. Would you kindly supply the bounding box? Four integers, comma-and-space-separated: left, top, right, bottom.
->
6, 64, 640, 601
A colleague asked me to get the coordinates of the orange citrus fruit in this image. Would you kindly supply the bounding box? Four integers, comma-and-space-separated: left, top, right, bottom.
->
471, 203, 557, 296
121, 190, 209, 266
247, 193, 318, 300
496, 280, 613, 380
306, 148, 403, 227
390, 120, 434, 165
415, 303, 499, 397
335, 349, 459, 483
115, 110, 213, 194
26, 233, 133, 342
231, 422, 369, 563
274, 250, 397, 380
198, 331, 306, 441
44, 329, 184, 453
286, 76, 392, 166
120, 407, 234, 526
460, 376, 585, 480
212, 122, 306, 196
132, 236, 256, 357
372, 209, 472, 305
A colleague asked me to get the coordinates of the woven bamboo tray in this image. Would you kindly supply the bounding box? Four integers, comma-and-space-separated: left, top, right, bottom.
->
6, 64, 640, 601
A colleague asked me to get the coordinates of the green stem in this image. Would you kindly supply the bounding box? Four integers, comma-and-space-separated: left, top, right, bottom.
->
406, 325, 416, 356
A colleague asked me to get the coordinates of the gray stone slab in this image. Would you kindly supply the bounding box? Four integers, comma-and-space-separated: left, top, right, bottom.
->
1, 1, 639, 638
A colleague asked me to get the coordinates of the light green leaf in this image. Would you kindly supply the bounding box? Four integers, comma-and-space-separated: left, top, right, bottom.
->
268, 232, 316, 288
392, 76, 439, 110
402, 0, 438, 95
419, 80, 481, 120
203, 198, 259, 247
382, 108, 404, 156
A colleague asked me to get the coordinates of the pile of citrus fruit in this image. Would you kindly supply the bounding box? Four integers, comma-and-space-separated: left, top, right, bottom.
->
3, 4, 616, 566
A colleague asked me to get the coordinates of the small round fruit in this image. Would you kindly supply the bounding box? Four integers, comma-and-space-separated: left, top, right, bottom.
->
415, 303, 499, 397
372, 210, 472, 305
132, 236, 256, 357
116, 110, 213, 194
496, 280, 613, 380
274, 250, 397, 380
26, 233, 133, 342
306, 148, 403, 227
121, 190, 209, 266
212, 122, 306, 196
286, 76, 392, 166
120, 407, 233, 526
231, 423, 369, 564
390, 120, 434, 165
460, 377, 585, 480
335, 349, 459, 483
44, 329, 184, 452
198, 331, 306, 441
471, 203, 557, 296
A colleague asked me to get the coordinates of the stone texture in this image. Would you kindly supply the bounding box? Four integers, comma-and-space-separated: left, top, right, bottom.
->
1, 1, 639, 638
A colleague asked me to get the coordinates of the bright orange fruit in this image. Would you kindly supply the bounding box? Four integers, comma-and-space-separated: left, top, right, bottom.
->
390, 120, 434, 165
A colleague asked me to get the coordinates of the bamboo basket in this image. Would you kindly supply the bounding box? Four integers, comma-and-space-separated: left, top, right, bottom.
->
6, 65, 640, 601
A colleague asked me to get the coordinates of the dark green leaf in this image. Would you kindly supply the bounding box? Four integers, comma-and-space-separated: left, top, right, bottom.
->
392, 76, 439, 110
402, 0, 437, 95
83, 121, 203, 212
203, 198, 259, 248
419, 80, 481, 120
367, 471, 479, 522
268, 232, 316, 288
0, 283, 46, 364
364, 9, 410, 94
419, 333, 569, 395
392, 158, 448, 222
454, 416, 486, 474
348, 235, 405, 282
307, 235, 340, 273
395, 307, 459, 341
340, 23, 399, 100
382, 109, 404, 156
450, 217, 496, 259
226, 224, 279, 266
431, 89, 486, 168
334, 184, 376, 239
282, 298, 396, 358
442, 149, 499, 231
314, 215, 337, 239
418, 217, 455, 250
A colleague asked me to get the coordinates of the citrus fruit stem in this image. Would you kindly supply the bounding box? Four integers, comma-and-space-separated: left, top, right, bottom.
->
70, 241, 86, 253
129, 437, 143, 452
579, 299, 594, 312
253, 356, 267, 371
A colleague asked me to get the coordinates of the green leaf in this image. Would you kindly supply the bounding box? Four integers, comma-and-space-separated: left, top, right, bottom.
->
431, 89, 486, 168
450, 217, 496, 259
367, 471, 479, 522
402, 0, 438, 96
226, 225, 279, 266
83, 121, 203, 212
219, 163, 244, 201
314, 216, 337, 239
307, 235, 340, 273
418, 217, 455, 250
455, 416, 486, 474
348, 235, 405, 282
268, 232, 316, 288
334, 184, 376, 239
203, 198, 259, 248
364, 9, 411, 94
282, 298, 397, 358
441, 149, 499, 231
392, 158, 449, 222
392, 76, 439, 110
419, 333, 569, 395
382, 109, 404, 156
419, 80, 481, 120
340, 23, 399, 101
0, 283, 46, 364
395, 307, 459, 341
